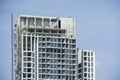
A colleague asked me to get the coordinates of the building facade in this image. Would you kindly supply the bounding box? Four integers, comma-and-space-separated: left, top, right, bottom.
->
14, 15, 77, 80
14, 15, 95, 80
77, 49, 95, 80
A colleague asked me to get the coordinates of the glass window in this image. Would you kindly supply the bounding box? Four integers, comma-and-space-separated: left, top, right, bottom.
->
39, 69, 42, 73
23, 73, 26, 78
84, 78, 87, 80
32, 53, 34, 57
88, 74, 90, 78
54, 49, 56, 53
58, 38, 61, 42
33, 69, 34, 73
54, 54, 56, 58
42, 54, 45, 57
47, 37, 50, 41
51, 37, 53, 42
50, 54, 53, 58
84, 57, 87, 61
51, 70, 53, 73
50, 59, 53, 63
39, 74, 41, 78
42, 43, 45, 47
72, 50, 76, 53
72, 39, 76, 43
57, 49, 60, 53
27, 63, 31, 67
50, 64, 53, 68
28, 68, 31, 72
39, 59, 42, 62
91, 68, 93, 72
27, 52, 31, 56
79, 74, 81, 78
39, 53, 42, 57
91, 57, 93, 61
62, 38, 65, 42
39, 64, 41, 68
91, 52, 93, 56
46, 69, 50, 73
72, 45, 76, 48
62, 54, 65, 58
24, 63, 27, 67
33, 74, 35, 78
88, 58, 90, 62
66, 39, 68, 43
32, 58, 35, 62
42, 69, 45, 73
38, 43, 42, 47
58, 70, 60, 74
24, 68, 27, 72
84, 68, 87, 72
58, 43, 61, 47
84, 62, 87, 66
88, 68, 90, 72
23, 57, 27, 61
78, 64, 81, 68
53, 59, 56, 63
42, 64, 45, 68
38, 48, 42, 52
88, 52, 90, 56
42, 74, 45, 78
84, 73, 87, 77
66, 65, 69, 68
54, 65, 57, 68
47, 43, 50, 47
46, 75, 49, 78
66, 44, 68, 48
42, 37, 45, 41
54, 75, 56, 79
73, 71, 75, 74
51, 75, 53, 79
72, 60, 76, 64
23, 52, 27, 56
72, 55, 76, 59
42, 48, 45, 52
84, 51, 87, 56
78, 69, 81, 73
27, 58, 31, 61
27, 74, 31, 78
66, 70, 69, 74
55, 38, 58, 42
42, 59, 45, 63
33, 63, 34, 67
91, 73, 93, 77
88, 63, 90, 67
39, 37, 42, 41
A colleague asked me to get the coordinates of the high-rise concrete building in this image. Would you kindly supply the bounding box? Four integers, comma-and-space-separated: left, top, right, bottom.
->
14, 15, 77, 80
77, 49, 95, 80
13, 15, 95, 80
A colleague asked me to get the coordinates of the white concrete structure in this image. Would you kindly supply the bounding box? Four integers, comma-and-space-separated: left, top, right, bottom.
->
14, 15, 77, 80
13, 15, 96, 80
78, 49, 95, 80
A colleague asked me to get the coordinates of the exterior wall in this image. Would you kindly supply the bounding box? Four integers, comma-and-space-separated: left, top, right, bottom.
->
14, 15, 77, 80
60, 18, 76, 37
78, 49, 95, 80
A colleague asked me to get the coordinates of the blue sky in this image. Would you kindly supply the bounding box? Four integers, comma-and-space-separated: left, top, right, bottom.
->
0, 0, 120, 80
